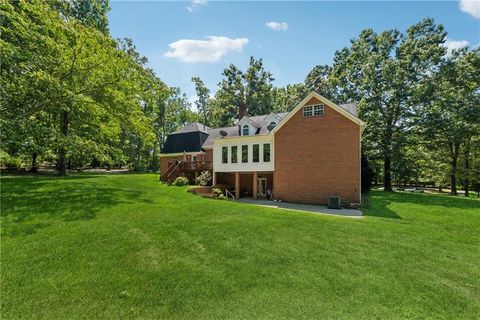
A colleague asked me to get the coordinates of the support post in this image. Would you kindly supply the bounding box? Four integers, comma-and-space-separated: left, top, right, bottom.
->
212, 171, 217, 186
253, 172, 258, 200
235, 172, 240, 199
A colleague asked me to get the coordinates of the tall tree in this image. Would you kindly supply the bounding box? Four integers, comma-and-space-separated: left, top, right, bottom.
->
331, 18, 446, 191
419, 47, 480, 195
271, 84, 306, 113
191, 77, 211, 126
304, 65, 336, 100
214, 57, 274, 126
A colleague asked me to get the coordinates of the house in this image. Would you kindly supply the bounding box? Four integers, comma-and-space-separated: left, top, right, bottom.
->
160, 92, 366, 205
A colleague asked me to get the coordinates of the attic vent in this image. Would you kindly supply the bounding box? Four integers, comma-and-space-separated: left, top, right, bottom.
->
267, 122, 276, 131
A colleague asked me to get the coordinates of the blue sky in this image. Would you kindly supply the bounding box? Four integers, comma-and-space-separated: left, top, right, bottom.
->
108, 1, 480, 101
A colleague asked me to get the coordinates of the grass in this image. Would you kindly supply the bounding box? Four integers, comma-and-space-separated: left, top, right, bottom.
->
1, 173, 479, 319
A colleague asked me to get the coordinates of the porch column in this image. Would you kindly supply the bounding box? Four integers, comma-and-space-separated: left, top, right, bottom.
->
212, 171, 217, 186
253, 171, 258, 200
235, 172, 240, 199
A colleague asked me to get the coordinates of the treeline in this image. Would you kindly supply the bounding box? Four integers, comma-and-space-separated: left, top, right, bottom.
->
1, 0, 197, 174
1, 1, 479, 195
188, 20, 480, 196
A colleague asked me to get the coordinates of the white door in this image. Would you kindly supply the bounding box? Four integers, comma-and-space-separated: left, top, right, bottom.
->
257, 177, 267, 196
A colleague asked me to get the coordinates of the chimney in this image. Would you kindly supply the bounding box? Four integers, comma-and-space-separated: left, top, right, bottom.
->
238, 103, 247, 119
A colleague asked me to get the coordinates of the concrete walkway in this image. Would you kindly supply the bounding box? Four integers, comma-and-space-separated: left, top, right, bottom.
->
237, 198, 363, 218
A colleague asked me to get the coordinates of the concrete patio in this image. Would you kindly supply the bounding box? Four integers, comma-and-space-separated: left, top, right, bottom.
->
237, 198, 363, 218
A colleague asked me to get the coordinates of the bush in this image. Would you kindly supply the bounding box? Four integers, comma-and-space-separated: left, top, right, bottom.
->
361, 154, 374, 193
172, 176, 189, 186
212, 188, 223, 199
196, 170, 212, 186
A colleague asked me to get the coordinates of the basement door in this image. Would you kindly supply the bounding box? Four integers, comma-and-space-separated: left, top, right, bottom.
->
257, 177, 267, 197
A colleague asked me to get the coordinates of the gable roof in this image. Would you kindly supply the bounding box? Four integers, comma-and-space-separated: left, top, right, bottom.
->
270, 92, 366, 134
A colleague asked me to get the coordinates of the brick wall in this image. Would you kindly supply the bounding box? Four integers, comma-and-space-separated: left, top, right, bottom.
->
274, 97, 360, 204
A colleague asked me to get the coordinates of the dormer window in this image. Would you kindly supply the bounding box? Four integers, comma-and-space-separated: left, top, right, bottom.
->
269, 121, 276, 127
242, 125, 249, 136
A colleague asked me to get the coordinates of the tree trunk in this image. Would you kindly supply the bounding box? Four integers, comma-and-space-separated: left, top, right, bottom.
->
30, 152, 38, 173
57, 110, 69, 176
464, 138, 470, 197
449, 142, 460, 196
384, 154, 393, 191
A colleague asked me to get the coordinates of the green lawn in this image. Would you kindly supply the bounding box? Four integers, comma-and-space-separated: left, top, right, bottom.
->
1, 174, 479, 319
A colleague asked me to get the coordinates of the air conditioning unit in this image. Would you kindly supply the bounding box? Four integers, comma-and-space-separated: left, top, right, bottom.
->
328, 196, 341, 209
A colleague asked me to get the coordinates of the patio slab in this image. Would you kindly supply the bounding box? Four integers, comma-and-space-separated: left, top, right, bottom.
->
237, 198, 363, 218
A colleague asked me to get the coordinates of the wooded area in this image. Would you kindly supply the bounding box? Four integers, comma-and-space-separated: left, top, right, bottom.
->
1, 0, 479, 195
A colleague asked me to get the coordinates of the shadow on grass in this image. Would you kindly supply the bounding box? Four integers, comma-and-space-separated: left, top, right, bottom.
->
1, 175, 147, 237
363, 190, 480, 219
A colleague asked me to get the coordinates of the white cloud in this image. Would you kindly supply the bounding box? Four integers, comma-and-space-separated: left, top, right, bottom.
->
265, 21, 288, 31
187, 0, 208, 12
459, 0, 480, 19
444, 38, 469, 56
164, 36, 249, 63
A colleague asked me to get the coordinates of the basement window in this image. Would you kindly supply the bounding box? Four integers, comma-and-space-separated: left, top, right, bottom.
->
303, 104, 324, 117
231, 146, 237, 163
222, 146, 228, 163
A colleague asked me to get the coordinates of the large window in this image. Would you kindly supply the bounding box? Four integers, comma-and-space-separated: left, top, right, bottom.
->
242, 125, 249, 136
263, 143, 270, 162
303, 104, 324, 117
253, 144, 259, 162
242, 145, 248, 163
222, 146, 228, 163
231, 146, 237, 163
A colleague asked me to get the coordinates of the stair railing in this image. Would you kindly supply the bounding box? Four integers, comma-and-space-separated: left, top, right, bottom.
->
165, 160, 182, 184
225, 190, 236, 201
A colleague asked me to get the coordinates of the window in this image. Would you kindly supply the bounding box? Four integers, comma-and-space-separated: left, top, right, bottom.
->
222, 146, 228, 163
242, 125, 249, 136
231, 146, 237, 163
303, 104, 324, 117
269, 121, 276, 127
253, 144, 259, 162
303, 105, 313, 117
263, 143, 270, 162
313, 104, 324, 116
242, 145, 248, 163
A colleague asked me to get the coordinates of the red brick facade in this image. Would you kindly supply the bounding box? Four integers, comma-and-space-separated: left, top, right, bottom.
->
273, 97, 361, 204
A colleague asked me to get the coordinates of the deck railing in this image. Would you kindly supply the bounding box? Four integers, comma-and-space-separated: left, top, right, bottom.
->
168, 160, 213, 172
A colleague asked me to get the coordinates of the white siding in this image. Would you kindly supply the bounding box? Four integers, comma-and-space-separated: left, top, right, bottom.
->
213, 135, 274, 172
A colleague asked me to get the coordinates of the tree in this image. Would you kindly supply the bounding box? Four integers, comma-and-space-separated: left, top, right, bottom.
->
272, 84, 306, 113
304, 65, 336, 100
191, 77, 211, 126
419, 48, 480, 195
331, 18, 446, 191
1, 0, 172, 175
54, 0, 110, 34
214, 57, 274, 126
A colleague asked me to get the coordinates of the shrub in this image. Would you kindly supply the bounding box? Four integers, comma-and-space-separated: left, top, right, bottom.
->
172, 176, 189, 186
217, 194, 226, 200
212, 188, 223, 199
196, 170, 212, 186
361, 154, 374, 193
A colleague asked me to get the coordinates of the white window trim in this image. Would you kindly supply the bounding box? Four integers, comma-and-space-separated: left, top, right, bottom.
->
303, 104, 324, 117
242, 125, 250, 136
